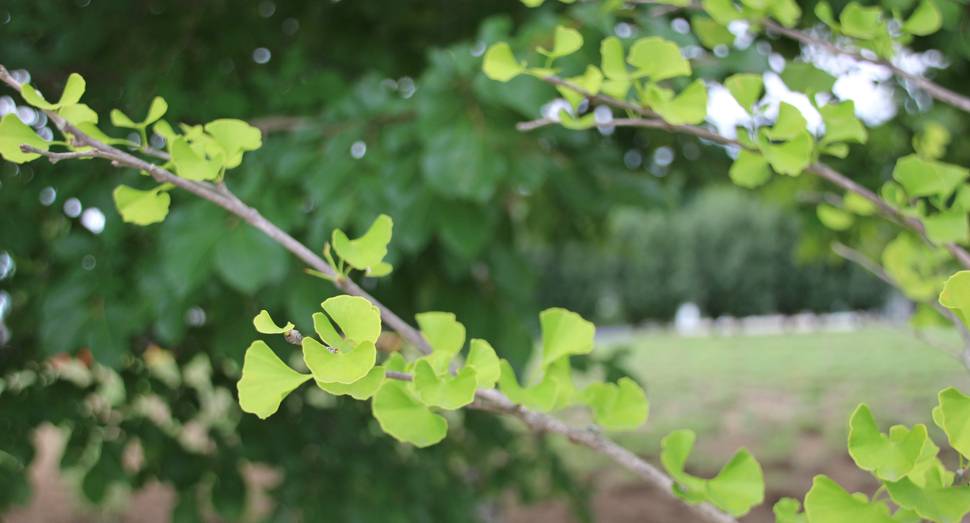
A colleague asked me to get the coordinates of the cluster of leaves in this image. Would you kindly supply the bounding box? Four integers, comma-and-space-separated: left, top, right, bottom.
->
237, 217, 655, 447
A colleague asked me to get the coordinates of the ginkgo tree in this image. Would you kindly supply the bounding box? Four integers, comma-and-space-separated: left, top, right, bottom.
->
5, 0, 970, 519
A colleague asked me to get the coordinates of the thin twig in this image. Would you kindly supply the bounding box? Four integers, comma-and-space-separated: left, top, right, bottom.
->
20, 145, 103, 163
1, 64, 741, 523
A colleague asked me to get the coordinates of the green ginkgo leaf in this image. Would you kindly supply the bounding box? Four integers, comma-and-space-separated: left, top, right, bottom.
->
539, 308, 595, 368
923, 209, 968, 244
902, 0, 941, 35
893, 155, 969, 199
498, 359, 560, 412
383, 352, 408, 373
847, 404, 928, 481
20, 73, 85, 110
645, 80, 708, 126
729, 150, 771, 188
661, 429, 765, 517
804, 476, 895, 523
466, 339, 500, 389
0, 113, 50, 163
112, 184, 171, 225
939, 273, 970, 330
779, 62, 837, 95
203, 119, 262, 169
886, 474, 970, 523
412, 360, 478, 410
237, 340, 311, 419
59, 103, 99, 125
773, 498, 808, 523
253, 310, 294, 334
171, 136, 224, 181
367, 262, 393, 277
482, 43, 527, 82
763, 102, 807, 142
316, 366, 385, 400
627, 37, 691, 81
537, 25, 583, 59
557, 65, 603, 109
817, 204, 855, 231
938, 387, 970, 457
601, 37, 629, 81
840, 2, 885, 40
372, 380, 448, 447
332, 214, 393, 271
416, 311, 466, 356
758, 129, 814, 176
310, 295, 383, 353
820, 100, 867, 145
724, 73, 763, 112
578, 377, 648, 431
303, 337, 376, 384
110, 96, 168, 129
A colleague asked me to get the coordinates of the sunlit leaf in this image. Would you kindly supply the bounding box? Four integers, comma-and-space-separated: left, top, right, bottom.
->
578, 377, 648, 431
498, 359, 559, 412
537, 25, 583, 59
466, 339, 500, 389
412, 360, 478, 410
237, 340, 311, 419
627, 37, 691, 81
416, 311, 466, 356
729, 149, 771, 188
758, 129, 813, 176
20, 73, 85, 110
483, 43, 527, 82
847, 404, 927, 481
303, 337, 376, 384
204, 119, 262, 169
171, 136, 224, 181
600, 37, 629, 81
540, 308, 595, 368
372, 380, 448, 447
113, 184, 171, 225
724, 74, 763, 112
804, 475, 895, 523
59, 103, 99, 125
0, 113, 50, 163
316, 366, 385, 400
332, 214, 393, 271
253, 310, 294, 334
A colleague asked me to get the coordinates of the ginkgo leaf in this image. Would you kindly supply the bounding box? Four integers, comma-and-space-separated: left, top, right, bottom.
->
253, 310, 294, 334
817, 204, 854, 231
758, 129, 814, 176
316, 366, 385, 400
820, 100, 867, 145
847, 404, 928, 481
645, 80, 708, 126
20, 73, 85, 110
416, 311, 466, 356
204, 119, 262, 169
763, 102, 807, 142
332, 214, 393, 271
498, 359, 559, 412
601, 37, 629, 81
372, 380, 448, 447
540, 308, 595, 368
773, 498, 808, 523
171, 136, 224, 181
412, 360, 478, 410
110, 96, 167, 129
59, 103, 99, 125
578, 377, 648, 431
939, 273, 970, 330
466, 339, 500, 389
938, 387, 970, 457
0, 113, 50, 163
725, 73, 763, 112
903, 0, 942, 36
893, 155, 969, 199
627, 37, 691, 81
661, 429, 765, 517
804, 475, 895, 523
556, 65, 603, 109
537, 25, 583, 59
729, 150, 771, 188
237, 340, 311, 419
483, 43, 526, 82
112, 184, 171, 225
303, 337, 376, 384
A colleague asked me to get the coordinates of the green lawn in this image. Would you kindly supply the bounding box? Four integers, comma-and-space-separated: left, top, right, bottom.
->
557, 326, 970, 479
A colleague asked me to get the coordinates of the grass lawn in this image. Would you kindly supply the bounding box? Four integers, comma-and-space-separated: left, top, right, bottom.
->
552, 325, 970, 486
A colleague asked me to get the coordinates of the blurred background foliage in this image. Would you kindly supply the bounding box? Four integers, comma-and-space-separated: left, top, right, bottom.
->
2, 0, 969, 520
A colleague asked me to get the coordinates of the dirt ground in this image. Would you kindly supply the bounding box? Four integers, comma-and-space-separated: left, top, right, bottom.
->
3, 425, 880, 523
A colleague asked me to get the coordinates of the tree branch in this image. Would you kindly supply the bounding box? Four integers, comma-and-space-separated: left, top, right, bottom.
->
0, 64, 739, 523
20, 145, 104, 163
524, 77, 970, 271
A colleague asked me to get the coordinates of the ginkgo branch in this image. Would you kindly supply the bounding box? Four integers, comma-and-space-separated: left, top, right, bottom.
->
527, 75, 970, 272
0, 64, 739, 523
20, 145, 104, 163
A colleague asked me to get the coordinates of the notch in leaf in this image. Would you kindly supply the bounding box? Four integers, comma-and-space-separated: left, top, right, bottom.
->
303, 295, 381, 384
113, 184, 172, 225
536, 25, 584, 59
0, 113, 50, 163
577, 377, 649, 431
372, 380, 448, 447
110, 96, 168, 130
20, 73, 86, 110
253, 310, 295, 334
237, 341, 312, 419
412, 360, 478, 410
847, 404, 928, 481
498, 360, 560, 412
